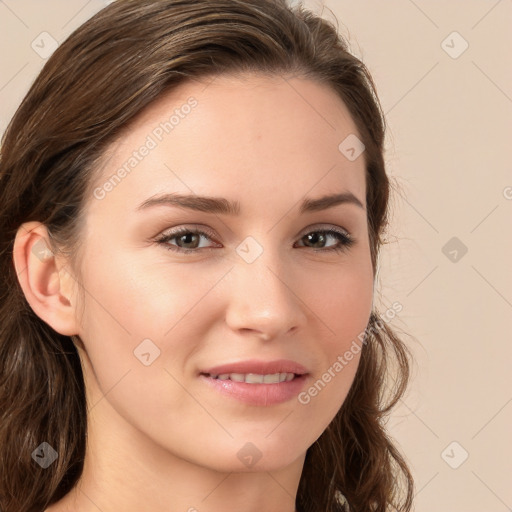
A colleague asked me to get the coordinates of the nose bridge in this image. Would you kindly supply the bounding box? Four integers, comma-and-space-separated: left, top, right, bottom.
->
224, 240, 307, 338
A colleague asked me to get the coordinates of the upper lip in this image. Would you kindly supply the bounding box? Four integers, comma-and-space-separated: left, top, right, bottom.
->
201, 359, 308, 376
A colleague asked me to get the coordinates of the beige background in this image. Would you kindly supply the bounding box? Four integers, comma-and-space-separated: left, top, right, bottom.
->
1, 1, 511, 510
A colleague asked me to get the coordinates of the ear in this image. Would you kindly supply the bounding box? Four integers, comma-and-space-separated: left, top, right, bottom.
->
12, 221, 80, 336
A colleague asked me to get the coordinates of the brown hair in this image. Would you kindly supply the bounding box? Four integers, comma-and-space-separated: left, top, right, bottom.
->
0, 1, 414, 511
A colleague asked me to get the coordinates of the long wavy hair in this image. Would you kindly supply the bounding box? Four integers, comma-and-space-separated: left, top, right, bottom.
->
0, 1, 414, 511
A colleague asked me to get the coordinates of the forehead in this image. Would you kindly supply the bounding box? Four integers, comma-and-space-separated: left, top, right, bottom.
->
88, 72, 366, 217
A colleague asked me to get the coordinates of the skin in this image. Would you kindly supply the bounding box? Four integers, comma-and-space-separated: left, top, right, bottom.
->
14, 72, 374, 512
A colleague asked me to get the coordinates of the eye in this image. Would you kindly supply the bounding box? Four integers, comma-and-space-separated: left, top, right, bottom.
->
155, 227, 219, 253
295, 228, 354, 253
155, 225, 355, 255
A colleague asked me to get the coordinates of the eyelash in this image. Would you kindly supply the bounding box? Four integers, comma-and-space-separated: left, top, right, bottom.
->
155, 226, 355, 255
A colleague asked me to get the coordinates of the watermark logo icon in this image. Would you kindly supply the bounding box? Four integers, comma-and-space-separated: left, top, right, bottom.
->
134, 338, 161, 366
441, 441, 469, 469
31, 239, 53, 261
237, 442, 262, 468
31, 32, 59, 59
32, 442, 58, 469
236, 236, 264, 264
338, 134, 365, 161
442, 236, 468, 263
441, 31, 469, 59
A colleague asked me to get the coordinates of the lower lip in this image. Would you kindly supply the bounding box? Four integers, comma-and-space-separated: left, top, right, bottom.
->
199, 374, 308, 406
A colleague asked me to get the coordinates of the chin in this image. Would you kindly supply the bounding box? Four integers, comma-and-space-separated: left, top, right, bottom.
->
212, 435, 309, 473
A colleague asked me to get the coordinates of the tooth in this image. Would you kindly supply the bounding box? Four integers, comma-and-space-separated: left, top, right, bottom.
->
263, 373, 281, 384
245, 373, 264, 384
209, 372, 298, 383
229, 373, 246, 382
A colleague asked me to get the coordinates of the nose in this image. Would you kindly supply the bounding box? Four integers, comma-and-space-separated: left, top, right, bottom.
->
223, 252, 308, 342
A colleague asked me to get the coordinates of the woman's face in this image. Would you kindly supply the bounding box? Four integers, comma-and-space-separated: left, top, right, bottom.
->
71, 72, 374, 472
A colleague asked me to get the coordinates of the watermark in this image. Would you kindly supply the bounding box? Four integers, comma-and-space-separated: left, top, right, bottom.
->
441, 441, 469, 469
237, 441, 262, 468
441, 31, 469, 60
133, 338, 161, 366
441, 236, 468, 263
31, 442, 58, 469
338, 133, 365, 161
297, 301, 402, 405
236, 236, 264, 264
93, 97, 198, 200
31, 238, 53, 261
31, 31, 59, 59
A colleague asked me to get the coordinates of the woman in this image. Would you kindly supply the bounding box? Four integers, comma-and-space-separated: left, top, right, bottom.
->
0, 1, 414, 511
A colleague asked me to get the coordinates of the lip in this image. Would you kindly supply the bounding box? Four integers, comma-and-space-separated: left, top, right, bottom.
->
199, 359, 309, 406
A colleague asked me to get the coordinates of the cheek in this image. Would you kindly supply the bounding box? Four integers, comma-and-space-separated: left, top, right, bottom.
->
73, 253, 205, 445
74, 248, 224, 411
295, 258, 373, 422
309, 255, 374, 350
77, 248, 199, 340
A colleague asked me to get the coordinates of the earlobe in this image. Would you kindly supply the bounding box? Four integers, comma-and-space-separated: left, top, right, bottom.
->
12, 221, 79, 336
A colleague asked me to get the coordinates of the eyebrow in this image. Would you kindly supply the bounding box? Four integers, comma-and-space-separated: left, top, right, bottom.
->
136, 191, 365, 215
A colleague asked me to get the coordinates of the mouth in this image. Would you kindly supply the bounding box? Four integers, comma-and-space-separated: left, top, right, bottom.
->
198, 360, 309, 406
201, 372, 300, 384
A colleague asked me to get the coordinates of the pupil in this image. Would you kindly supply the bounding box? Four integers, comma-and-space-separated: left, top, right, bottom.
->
180, 233, 198, 248
307, 233, 325, 248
